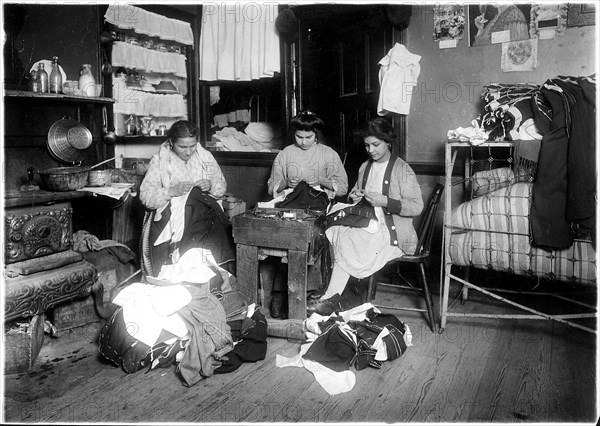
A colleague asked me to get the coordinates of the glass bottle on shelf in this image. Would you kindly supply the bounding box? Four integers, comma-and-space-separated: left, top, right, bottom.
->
49, 56, 63, 94
79, 64, 96, 97
38, 63, 48, 93
124, 114, 137, 136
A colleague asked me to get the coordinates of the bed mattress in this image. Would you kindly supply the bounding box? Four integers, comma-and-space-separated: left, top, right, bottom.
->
448, 182, 596, 285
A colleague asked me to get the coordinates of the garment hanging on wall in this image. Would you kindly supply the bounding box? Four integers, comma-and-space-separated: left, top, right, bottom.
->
198, 4, 280, 81
377, 43, 421, 116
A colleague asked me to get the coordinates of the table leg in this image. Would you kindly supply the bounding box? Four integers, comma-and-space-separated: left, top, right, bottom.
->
236, 244, 259, 305
287, 249, 307, 320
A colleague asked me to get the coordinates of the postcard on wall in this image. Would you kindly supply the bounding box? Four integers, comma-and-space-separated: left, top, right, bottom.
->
530, 4, 568, 38
501, 38, 538, 72
468, 4, 532, 47
433, 4, 465, 43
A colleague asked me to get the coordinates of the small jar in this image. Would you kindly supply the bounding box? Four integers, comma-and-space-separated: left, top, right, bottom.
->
124, 114, 137, 136
28, 69, 41, 93
79, 64, 96, 97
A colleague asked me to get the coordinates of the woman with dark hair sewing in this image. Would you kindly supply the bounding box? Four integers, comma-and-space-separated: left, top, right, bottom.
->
264, 110, 348, 318
267, 109, 348, 205
140, 120, 235, 274
307, 117, 423, 315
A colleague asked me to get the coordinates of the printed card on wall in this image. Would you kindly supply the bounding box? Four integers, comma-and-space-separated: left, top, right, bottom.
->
501, 38, 538, 72
530, 4, 568, 39
433, 4, 465, 45
468, 4, 532, 47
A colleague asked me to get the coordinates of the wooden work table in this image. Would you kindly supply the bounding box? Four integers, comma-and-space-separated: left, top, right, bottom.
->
232, 208, 327, 340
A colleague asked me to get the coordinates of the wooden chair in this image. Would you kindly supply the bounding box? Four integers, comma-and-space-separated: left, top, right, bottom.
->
365, 183, 444, 332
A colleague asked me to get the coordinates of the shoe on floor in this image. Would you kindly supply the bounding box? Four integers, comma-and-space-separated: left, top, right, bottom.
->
270, 292, 286, 319
307, 288, 326, 301
306, 293, 343, 316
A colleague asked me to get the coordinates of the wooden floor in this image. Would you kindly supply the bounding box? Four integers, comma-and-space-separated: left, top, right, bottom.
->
2, 277, 598, 423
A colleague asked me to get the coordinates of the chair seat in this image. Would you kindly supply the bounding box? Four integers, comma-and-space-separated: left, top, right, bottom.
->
396, 254, 427, 263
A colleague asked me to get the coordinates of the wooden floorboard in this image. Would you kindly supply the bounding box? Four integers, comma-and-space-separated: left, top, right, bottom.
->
2, 284, 597, 423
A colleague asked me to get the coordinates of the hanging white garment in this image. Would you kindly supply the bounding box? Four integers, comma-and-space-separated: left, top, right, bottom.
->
198, 4, 280, 81
104, 4, 194, 46
377, 43, 421, 116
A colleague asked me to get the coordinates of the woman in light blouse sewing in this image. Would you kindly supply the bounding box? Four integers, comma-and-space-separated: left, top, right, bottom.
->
267, 109, 348, 202
140, 120, 234, 273
264, 110, 348, 318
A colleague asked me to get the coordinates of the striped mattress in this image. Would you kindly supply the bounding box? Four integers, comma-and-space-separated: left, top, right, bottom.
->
449, 182, 597, 285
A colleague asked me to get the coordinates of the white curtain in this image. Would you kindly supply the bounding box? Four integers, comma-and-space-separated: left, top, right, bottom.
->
198, 3, 281, 81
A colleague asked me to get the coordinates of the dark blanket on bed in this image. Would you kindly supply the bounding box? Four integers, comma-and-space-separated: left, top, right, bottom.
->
530, 75, 596, 249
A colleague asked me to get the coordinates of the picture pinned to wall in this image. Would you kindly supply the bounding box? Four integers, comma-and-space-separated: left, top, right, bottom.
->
433, 4, 465, 49
567, 3, 596, 27
530, 4, 568, 39
468, 4, 531, 47
501, 38, 538, 72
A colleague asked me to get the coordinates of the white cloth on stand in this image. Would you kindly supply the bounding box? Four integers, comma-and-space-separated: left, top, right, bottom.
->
377, 43, 421, 116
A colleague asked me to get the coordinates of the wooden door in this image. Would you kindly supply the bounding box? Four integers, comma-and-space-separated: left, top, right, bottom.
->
294, 5, 401, 187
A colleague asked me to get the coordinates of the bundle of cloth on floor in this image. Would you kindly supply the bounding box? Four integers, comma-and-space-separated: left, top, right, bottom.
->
276, 303, 412, 395
98, 248, 268, 386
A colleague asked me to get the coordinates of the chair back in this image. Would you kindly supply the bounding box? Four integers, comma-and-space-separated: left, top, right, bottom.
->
411, 183, 444, 257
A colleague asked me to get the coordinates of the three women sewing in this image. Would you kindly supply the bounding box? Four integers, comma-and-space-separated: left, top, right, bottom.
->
139, 116, 422, 320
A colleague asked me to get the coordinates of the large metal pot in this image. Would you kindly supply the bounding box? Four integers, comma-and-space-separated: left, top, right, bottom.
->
38, 166, 91, 191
